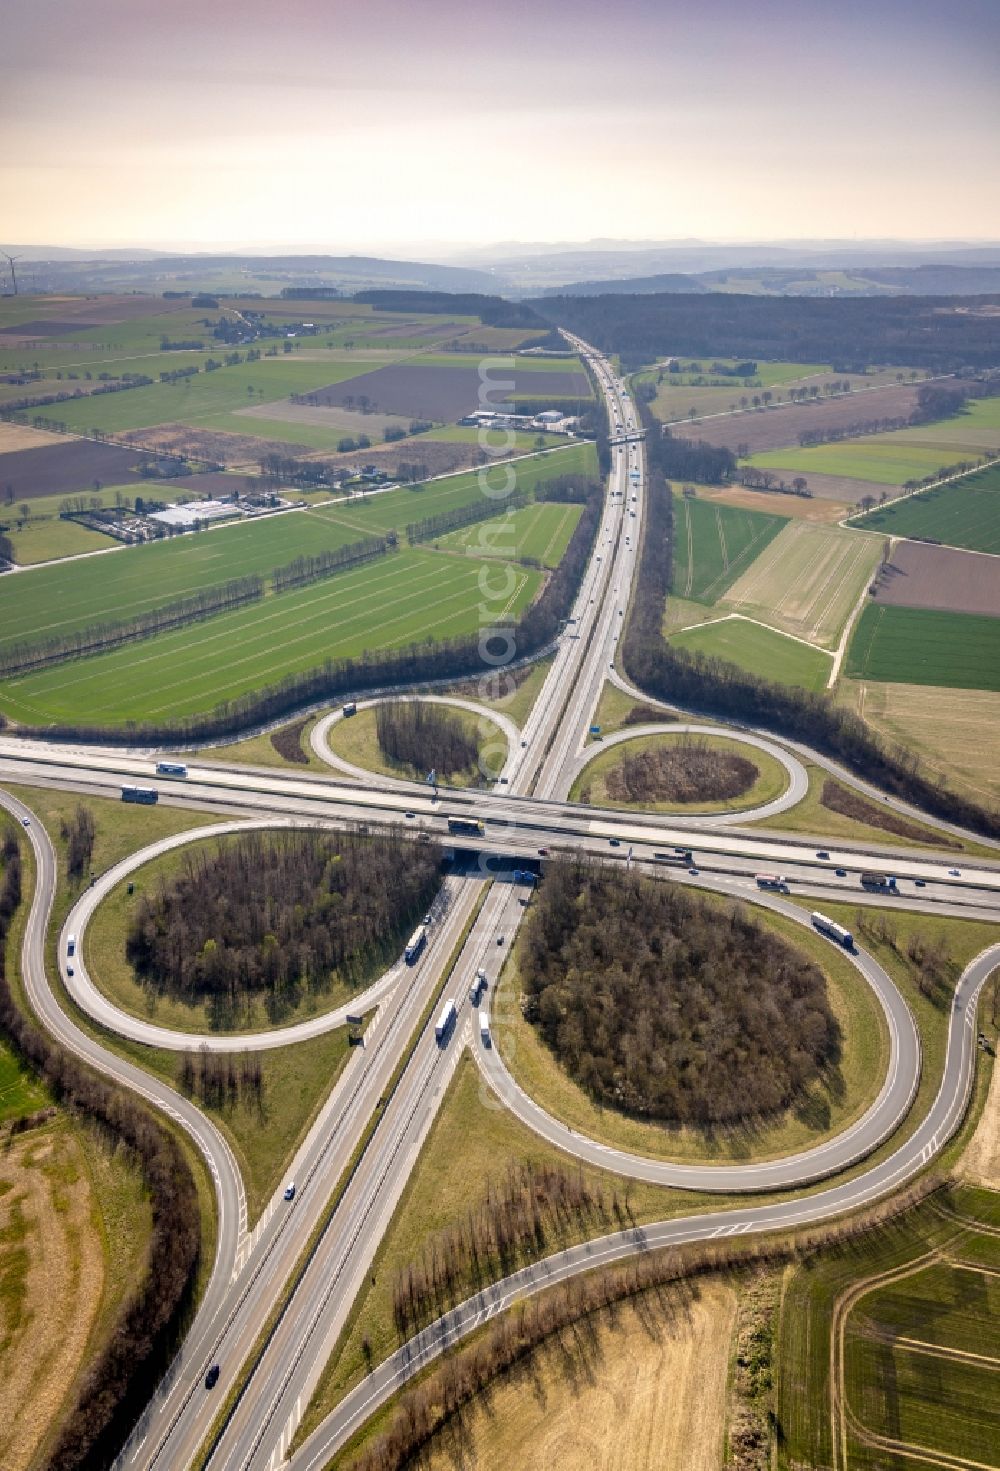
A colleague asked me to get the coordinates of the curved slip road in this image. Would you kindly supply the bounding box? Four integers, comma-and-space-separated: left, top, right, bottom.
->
478, 877, 920, 1192
61, 817, 466, 1053
0, 787, 247, 1456
567, 721, 809, 825
311, 694, 520, 789
286, 935, 1000, 1471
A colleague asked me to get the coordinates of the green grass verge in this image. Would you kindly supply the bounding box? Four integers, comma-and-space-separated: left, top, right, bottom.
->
670, 617, 833, 692
7, 517, 119, 564
570, 729, 789, 815
847, 602, 1000, 692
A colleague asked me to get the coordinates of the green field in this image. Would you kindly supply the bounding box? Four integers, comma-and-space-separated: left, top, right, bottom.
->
0, 510, 368, 652
6, 517, 118, 564
851, 461, 1000, 552
0, 549, 541, 725
847, 603, 1000, 691
673, 495, 787, 603
18, 357, 388, 436
671, 616, 833, 692
0, 1040, 49, 1123
777, 1184, 1000, 1471
436, 500, 583, 567
751, 398, 1000, 488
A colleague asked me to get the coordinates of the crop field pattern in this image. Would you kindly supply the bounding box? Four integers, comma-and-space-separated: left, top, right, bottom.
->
673, 495, 787, 602
0, 549, 541, 724
874, 541, 1000, 618
856, 462, 1000, 553
847, 603, 1000, 692
436, 501, 583, 567
721, 521, 882, 648
671, 617, 833, 692
295, 360, 592, 422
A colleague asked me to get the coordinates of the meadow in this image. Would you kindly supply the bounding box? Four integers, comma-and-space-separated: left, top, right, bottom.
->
846, 603, 1000, 691
0, 548, 541, 725
720, 521, 882, 648
436, 500, 583, 567
751, 397, 1000, 488
671, 616, 833, 692
672, 495, 787, 603
851, 460, 1000, 552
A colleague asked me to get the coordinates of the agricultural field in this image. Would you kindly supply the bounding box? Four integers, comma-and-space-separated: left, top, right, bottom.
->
0, 548, 542, 725
874, 540, 1000, 618
636, 360, 914, 426
840, 679, 1000, 806
4, 515, 118, 564
0, 1039, 49, 1123
852, 460, 1000, 553
672, 495, 787, 602
777, 1184, 1000, 1471
435, 499, 583, 567
674, 381, 924, 455
846, 603, 1000, 691
720, 521, 883, 648
750, 397, 1000, 489
691, 481, 854, 524
671, 616, 833, 692
0, 437, 161, 501
0, 508, 370, 652
291, 358, 591, 423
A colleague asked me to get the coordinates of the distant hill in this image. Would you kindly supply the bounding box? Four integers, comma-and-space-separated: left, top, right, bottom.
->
542, 273, 707, 297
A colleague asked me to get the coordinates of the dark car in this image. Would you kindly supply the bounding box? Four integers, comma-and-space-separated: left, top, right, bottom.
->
205, 1364, 221, 1390
816, 851, 830, 860
835, 868, 847, 877
914, 878, 927, 887
609, 838, 621, 847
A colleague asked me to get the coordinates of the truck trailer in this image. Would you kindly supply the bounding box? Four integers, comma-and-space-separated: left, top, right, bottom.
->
812, 911, 854, 949
155, 761, 188, 778
121, 785, 158, 805
403, 926, 426, 964
860, 872, 896, 891
435, 999, 457, 1043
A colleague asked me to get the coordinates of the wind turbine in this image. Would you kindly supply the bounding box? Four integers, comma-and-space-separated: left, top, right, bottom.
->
2, 253, 23, 296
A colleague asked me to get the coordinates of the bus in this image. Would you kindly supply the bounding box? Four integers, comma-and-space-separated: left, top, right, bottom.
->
447, 817, 485, 837
155, 761, 188, 778
121, 786, 158, 805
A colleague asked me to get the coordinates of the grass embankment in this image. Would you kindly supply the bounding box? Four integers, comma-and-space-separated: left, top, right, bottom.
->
751, 763, 995, 859
447, 652, 555, 729
571, 730, 789, 815
196, 712, 327, 771
586, 680, 675, 738
494, 903, 886, 1167
324, 703, 509, 788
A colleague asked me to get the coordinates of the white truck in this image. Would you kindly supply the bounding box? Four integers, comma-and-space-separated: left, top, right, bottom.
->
479, 1010, 491, 1046
404, 926, 426, 965
435, 998, 457, 1044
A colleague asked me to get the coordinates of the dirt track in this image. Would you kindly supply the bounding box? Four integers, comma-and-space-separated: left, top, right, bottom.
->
874, 539, 1000, 617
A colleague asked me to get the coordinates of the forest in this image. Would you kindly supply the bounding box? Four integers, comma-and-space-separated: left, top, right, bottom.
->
519, 858, 840, 1126
126, 828, 441, 1016
376, 701, 479, 779
539, 292, 1000, 371
602, 737, 757, 805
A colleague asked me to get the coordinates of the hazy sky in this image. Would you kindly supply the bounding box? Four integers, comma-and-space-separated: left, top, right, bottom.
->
4, 0, 999, 250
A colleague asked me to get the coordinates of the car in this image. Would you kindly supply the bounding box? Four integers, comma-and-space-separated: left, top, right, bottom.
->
835, 868, 847, 877
67, 965, 74, 976
609, 838, 621, 847
498, 776, 509, 784
284, 1182, 296, 1200
914, 878, 926, 887
688, 867, 699, 876
423, 913, 432, 925
404, 811, 415, 819
537, 847, 548, 856
22, 817, 30, 827
816, 851, 830, 860
520, 739, 527, 748
205, 1365, 221, 1390
949, 868, 961, 877
496, 934, 505, 946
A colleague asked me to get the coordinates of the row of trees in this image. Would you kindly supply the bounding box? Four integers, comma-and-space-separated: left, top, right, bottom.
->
375, 701, 479, 778
521, 857, 840, 1126
799, 413, 910, 448
0, 574, 265, 680
0, 828, 201, 1471
393, 1162, 603, 1338
126, 828, 441, 1012
15, 479, 603, 746
351, 1175, 944, 1471
622, 393, 1000, 839
60, 803, 96, 879
270, 536, 389, 593
405, 492, 529, 545
658, 430, 736, 484
177, 1048, 265, 1112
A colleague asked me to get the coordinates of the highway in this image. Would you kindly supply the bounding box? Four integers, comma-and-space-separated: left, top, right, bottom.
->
0, 336, 996, 1471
